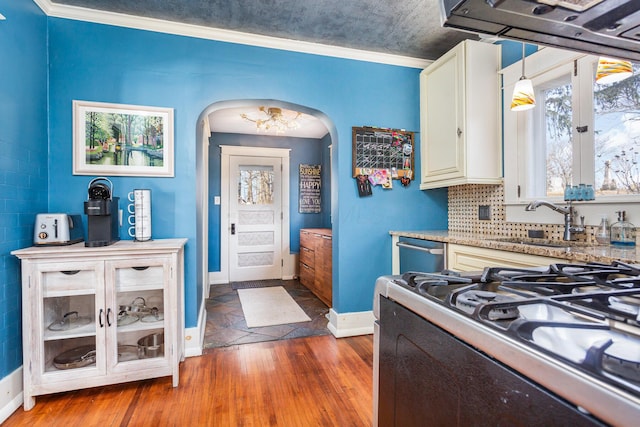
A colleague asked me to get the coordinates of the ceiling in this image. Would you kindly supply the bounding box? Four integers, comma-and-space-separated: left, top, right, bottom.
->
212, 106, 330, 139
49, 0, 477, 60
47, 0, 480, 138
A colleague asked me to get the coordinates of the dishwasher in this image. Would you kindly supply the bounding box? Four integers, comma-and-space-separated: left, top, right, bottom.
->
396, 236, 445, 273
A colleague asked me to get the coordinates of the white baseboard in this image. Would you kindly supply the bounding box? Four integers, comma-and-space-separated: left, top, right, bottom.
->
184, 299, 206, 358
0, 367, 23, 423
327, 309, 374, 338
208, 271, 227, 285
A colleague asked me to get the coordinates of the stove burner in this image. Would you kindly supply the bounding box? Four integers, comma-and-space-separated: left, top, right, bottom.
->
585, 339, 640, 384
552, 263, 640, 288
602, 345, 640, 384
400, 270, 474, 288
455, 290, 520, 320
609, 296, 640, 318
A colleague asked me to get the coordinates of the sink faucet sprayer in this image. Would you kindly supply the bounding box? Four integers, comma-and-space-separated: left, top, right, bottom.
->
525, 200, 585, 241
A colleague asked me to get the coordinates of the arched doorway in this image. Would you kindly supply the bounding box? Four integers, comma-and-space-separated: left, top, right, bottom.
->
195, 99, 337, 312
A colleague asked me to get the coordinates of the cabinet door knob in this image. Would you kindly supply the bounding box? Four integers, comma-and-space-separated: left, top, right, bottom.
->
106, 308, 113, 327
457, 128, 462, 137
99, 309, 105, 328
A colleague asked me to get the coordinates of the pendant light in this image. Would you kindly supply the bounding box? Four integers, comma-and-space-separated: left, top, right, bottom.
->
595, 57, 633, 85
510, 44, 536, 111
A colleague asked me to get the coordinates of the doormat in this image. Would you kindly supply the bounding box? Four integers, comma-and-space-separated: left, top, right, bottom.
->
231, 279, 284, 290
237, 286, 311, 328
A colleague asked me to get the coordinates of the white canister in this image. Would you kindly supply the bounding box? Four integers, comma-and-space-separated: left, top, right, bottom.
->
127, 189, 152, 241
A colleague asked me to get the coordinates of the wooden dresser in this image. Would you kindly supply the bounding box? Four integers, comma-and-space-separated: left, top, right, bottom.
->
299, 228, 332, 306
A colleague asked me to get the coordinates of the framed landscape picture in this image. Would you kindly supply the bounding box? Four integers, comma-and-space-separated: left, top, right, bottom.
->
73, 100, 174, 177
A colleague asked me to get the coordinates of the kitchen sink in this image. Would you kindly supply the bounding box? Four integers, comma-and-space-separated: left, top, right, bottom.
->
490, 237, 592, 249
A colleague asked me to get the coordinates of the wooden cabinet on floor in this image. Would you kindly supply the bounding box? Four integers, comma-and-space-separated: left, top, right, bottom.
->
11, 238, 187, 410
299, 228, 332, 306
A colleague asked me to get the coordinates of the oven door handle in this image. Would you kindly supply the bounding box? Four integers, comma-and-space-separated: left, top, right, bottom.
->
396, 241, 444, 255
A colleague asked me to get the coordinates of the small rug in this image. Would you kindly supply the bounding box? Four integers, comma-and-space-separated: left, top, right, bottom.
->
237, 286, 311, 328
231, 279, 284, 290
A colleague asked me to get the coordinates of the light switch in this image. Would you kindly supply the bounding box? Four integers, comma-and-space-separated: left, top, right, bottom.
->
214, 196, 221, 205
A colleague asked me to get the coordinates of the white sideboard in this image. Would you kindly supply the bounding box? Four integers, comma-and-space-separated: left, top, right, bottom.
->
12, 238, 187, 410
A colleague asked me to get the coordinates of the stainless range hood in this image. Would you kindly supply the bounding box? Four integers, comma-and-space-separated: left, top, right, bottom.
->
440, 0, 640, 61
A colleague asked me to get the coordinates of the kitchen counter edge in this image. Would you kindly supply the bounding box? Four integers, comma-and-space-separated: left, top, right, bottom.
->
390, 230, 640, 264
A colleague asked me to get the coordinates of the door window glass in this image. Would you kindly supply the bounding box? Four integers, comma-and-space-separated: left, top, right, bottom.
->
238, 165, 274, 205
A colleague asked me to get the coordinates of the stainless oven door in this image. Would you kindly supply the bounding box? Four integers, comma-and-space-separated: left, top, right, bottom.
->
397, 237, 445, 274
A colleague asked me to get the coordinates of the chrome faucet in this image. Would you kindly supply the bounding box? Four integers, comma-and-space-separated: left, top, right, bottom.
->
525, 200, 585, 241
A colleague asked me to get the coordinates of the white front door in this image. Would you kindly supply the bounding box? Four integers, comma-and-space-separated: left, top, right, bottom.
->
228, 155, 283, 281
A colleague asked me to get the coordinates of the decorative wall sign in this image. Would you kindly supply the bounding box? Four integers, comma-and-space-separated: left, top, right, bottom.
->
299, 164, 321, 213
352, 126, 414, 180
73, 101, 174, 177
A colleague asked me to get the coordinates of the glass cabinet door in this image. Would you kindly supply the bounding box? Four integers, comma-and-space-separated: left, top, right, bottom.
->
107, 258, 170, 372
37, 261, 106, 380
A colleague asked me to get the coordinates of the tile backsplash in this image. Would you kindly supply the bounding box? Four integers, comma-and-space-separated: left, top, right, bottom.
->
448, 184, 597, 243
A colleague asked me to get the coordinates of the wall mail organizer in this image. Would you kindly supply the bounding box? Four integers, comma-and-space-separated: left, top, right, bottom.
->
352, 126, 414, 181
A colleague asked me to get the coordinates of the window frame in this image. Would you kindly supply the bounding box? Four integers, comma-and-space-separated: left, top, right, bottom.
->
502, 47, 640, 226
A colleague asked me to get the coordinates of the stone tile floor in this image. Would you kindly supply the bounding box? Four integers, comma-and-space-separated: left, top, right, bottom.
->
203, 279, 331, 348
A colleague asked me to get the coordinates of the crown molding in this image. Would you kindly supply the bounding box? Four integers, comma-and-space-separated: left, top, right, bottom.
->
33, 0, 431, 69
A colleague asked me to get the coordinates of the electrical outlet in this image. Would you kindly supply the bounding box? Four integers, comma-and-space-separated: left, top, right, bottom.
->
479, 205, 491, 221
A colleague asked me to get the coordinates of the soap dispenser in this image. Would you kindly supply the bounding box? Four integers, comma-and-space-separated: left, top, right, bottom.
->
595, 215, 610, 245
610, 211, 636, 247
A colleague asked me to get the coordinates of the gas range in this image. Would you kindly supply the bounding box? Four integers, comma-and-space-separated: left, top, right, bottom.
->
373, 261, 640, 426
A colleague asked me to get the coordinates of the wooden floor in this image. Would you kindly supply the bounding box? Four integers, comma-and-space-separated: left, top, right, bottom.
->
4, 335, 373, 426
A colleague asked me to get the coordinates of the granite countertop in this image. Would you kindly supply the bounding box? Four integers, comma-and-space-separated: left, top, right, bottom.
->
390, 230, 640, 264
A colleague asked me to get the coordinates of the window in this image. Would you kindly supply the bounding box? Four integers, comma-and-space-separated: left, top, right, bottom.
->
237, 165, 274, 205
593, 64, 640, 196
530, 63, 573, 199
504, 49, 640, 208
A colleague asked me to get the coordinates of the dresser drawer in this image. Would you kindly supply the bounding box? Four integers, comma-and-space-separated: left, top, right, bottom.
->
39, 263, 102, 297
300, 246, 315, 267
300, 230, 315, 250
114, 265, 165, 291
299, 262, 315, 288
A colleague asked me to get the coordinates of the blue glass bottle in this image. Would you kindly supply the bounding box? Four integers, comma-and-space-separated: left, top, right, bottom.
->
564, 185, 574, 201
585, 184, 595, 201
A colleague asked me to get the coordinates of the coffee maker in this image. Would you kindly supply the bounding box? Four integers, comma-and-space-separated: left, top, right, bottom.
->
84, 177, 120, 247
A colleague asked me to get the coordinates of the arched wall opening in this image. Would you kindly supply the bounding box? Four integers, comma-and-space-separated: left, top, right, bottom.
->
195, 99, 338, 317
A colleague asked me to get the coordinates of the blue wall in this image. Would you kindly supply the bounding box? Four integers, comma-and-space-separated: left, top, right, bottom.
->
0, 1, 48, 378
208, 132, 331, 271
45, 18, 449, 323
498, 40, 538, 69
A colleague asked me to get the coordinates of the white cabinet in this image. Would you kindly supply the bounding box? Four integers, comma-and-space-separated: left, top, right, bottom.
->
419, 39, 502, 190
12, 238, 187, 410
447, 243, 565, 272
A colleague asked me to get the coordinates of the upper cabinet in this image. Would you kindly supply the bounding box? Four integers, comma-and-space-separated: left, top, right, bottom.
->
419, 40, 502, 190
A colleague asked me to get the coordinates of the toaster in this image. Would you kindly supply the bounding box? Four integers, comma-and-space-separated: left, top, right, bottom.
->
34, 214, 84, 246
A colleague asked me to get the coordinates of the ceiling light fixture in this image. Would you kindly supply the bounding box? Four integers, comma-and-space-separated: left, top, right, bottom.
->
595, 57, 633, 85
510, 44, 536, 112
241, 106, 302, 134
